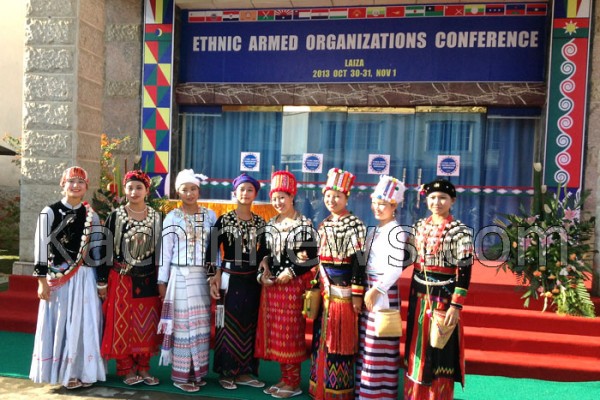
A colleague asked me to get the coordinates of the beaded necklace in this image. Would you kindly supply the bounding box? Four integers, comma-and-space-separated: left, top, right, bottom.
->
318, 212, 364, 261
416, 215, 452, 264
222, 210, 259, 254
115, 205, 158, 264
268, 211, 303, 262
49, 202, 93, 279
175, 207, 208, 265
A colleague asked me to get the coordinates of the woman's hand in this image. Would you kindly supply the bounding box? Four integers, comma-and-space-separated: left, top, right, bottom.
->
275, 268, 293, 285
444, 305, 460, 326
158, 283, 167, 301
352, 296, 363, 314
296, 250, 309, 263
259, 258, 271, 277
97, 286, 107, 301
37, 278, 50, 301
363, 287, 381, 312
210, 273, 221, 299
261, 273, 275, 286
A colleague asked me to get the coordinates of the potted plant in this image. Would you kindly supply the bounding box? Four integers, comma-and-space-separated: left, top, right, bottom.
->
495, 163, 596, 317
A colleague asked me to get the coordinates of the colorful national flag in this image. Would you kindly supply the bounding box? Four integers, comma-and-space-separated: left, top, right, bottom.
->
444, 5, 464, 16
526, 3, 548, 15
348, 7, 366, 19
485, 4, 505, 15
386, 6, 404, 18
329, 9, 348, 19
555, 18, 589, 38
145, 24, 172, 41
293, 9, 311, 20
506, 4, 526, 15
258, 10, 274, 21
367, 7, 386, 18
425, 6, 444, 17
240, 10, 257, 21
275, 9, 292, 20
188, 11, 206, 23
188, 11, 207, 23
405, 6, 425, 17
311, 9, 329, 19
464, 5, 485, 16
222, 11, 239, 21
206, 11, 222, 22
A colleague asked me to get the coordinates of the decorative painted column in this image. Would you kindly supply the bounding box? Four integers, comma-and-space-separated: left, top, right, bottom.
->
141, 0, 174, 195
544, 0, 592, 189
544, 0, 597, 295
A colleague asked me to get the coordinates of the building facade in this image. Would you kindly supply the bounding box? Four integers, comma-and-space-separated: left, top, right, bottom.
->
15, 0, 600, 295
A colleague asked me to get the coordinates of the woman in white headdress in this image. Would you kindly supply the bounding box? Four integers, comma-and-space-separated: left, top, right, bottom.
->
355, 175, 408, 400
157, 169, 216, 392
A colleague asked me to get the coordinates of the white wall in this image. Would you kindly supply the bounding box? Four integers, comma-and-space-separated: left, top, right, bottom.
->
0, 1, 24, 187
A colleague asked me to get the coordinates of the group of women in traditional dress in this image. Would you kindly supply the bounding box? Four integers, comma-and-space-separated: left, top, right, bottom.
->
30, 164, 473, 400
30, 167, 164, 390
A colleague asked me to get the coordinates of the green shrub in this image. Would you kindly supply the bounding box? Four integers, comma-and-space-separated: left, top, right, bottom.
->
0, 196, 20, 253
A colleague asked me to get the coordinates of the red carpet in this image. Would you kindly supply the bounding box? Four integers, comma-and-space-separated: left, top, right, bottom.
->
0, 275, 38, 333
399, 263, 600, 382
2, 264, 600, 382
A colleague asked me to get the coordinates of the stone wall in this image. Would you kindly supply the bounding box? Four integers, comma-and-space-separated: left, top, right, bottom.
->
19, 0, 106, 265
103, 0, 142, 161
17, 0, 142, 271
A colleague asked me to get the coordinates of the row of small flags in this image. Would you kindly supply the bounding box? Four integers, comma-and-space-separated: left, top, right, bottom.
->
188, 4, 548, 23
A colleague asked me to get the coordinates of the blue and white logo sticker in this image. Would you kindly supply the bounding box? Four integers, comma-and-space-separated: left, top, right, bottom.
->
368, 154, 390, 175
437, 155, 460, 176
240, 152, 260, 171
302, 153, 323, 173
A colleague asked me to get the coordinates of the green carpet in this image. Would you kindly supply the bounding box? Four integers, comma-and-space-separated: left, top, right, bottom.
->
2, 331, 600, 399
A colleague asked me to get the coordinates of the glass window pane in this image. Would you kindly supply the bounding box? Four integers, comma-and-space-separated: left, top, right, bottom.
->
180, 108, 539, 234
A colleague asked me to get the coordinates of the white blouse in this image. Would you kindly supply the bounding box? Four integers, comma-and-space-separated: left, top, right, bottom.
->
158, 207, 217, 282
365, 220, 409, 304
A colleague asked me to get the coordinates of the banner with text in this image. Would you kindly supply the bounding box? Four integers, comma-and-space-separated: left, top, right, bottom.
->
180, 4, 548, 83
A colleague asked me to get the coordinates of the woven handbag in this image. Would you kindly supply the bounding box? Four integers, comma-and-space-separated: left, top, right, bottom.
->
374, 308, 402, 337
430, 309, 457, 349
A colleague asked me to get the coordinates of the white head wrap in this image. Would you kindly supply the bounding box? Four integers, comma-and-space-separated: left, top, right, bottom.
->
175, 169, 208, 189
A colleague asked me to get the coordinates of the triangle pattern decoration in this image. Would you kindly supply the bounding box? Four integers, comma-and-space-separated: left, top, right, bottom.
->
160, 0, 175, 24
145, 41, 159, 64
144, 63, 158, 86
157, 64, 171, 86
145, 0, 175, 25
157, 86, 171, 108
158, 41, 173, 64
142, 108, 157, 129
142, 0, 174, 187
153, 151, 169, 173
156, 130, 170, 151
143, 129, 157, 151
156, 108, 170, 130
145, 0, 157, 24
144, 85, 158, 108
